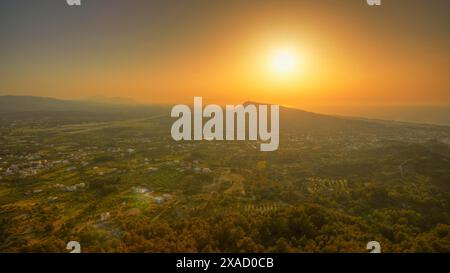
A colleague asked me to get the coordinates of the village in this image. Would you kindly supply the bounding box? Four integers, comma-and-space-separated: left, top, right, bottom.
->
0, 112, 449, 252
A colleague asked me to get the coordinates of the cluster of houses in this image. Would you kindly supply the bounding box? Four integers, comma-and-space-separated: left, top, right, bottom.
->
132, 186, 173, 204
25, 182, 86, 196
52, 182, 86, 192
156, 159, 213, 174
1, 159, 52, 178
0, 137, 221, 181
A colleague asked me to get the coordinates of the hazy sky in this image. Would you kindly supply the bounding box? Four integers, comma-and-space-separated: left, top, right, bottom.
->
0, 0, 449, 114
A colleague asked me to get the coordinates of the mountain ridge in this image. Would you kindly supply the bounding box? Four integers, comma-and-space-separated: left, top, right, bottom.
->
0, 95, 448, 129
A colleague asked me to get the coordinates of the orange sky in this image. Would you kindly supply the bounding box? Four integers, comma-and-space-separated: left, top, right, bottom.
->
0, 0, 449, 115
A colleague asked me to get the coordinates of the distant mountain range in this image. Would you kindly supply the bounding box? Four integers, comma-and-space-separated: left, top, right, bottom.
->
0, 95, 163, 113
0, 96, 170, 122
0, 96, 448, 129
82, 96, 137, 105
0, 96, 94, 112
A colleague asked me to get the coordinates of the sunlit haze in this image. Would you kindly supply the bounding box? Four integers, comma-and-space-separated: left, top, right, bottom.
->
0, 0, 449, 120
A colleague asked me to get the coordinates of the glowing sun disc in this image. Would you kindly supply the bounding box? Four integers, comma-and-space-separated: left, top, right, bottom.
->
270, 50, 297, 75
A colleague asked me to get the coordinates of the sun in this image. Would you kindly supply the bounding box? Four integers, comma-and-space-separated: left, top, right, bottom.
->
269, 49, 298, 76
